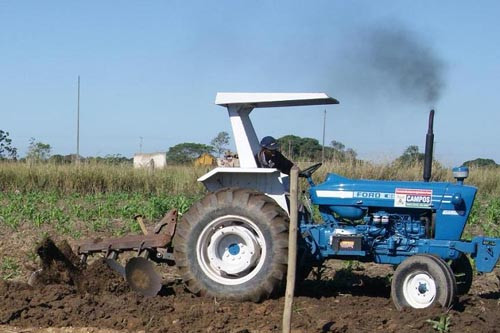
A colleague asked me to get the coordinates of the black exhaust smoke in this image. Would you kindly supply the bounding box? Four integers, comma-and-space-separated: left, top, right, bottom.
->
333, 22, 446, 105
423, 110, 435, 182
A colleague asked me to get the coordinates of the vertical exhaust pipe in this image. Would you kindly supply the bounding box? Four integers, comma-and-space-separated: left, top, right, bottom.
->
423, 110, 435, 182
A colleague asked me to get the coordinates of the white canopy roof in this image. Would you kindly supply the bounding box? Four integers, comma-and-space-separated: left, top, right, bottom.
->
215, 92, 339, 108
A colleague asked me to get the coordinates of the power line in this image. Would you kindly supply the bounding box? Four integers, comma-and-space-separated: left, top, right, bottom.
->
76, 75, 80, 164
321, 109, 326, 163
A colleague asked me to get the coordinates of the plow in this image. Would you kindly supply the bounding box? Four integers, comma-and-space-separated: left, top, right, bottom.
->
76, 209, 178, 296
29, 92, 500, 310
30, 210, 178, 297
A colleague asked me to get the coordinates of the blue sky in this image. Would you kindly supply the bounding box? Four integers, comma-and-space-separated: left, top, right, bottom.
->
1, 1, 499, 166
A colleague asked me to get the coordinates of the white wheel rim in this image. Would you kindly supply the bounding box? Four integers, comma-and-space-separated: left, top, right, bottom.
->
196, 215, 266, 285
402, 272, 437, 308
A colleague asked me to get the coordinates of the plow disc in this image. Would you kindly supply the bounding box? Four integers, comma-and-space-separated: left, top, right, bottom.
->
125, 257, 162, 296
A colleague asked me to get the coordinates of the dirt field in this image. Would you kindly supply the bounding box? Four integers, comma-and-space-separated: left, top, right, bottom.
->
0, 228, 499, 333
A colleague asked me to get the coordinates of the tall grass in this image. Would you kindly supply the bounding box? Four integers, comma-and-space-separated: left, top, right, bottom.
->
0, 162, 206, 195
0, 160, 498, 196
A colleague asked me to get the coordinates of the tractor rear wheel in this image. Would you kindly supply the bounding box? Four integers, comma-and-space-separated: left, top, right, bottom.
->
391, 254, 457, 310
173, 188, 289, 302
450, 253, 473, 295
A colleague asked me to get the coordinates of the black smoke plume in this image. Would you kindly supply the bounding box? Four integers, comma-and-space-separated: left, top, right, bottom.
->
340, 22, 445, 105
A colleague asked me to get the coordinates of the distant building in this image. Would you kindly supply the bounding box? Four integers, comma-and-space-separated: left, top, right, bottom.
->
194, 153, 217, 167
133, 152, 167, 170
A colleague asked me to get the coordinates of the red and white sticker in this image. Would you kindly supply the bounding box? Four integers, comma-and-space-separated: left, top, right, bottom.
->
394, 188, 433, 208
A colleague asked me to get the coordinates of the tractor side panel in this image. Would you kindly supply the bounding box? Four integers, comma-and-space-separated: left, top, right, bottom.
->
434, 185, 477, 240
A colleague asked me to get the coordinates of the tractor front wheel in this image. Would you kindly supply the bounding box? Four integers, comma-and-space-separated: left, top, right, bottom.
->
391, 254, 457, 310
173, 188, 289, 302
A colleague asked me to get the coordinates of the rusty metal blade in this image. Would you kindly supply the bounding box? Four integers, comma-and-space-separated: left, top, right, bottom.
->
77, 232, 171, 255
105, 258, 126, 278
125, 257, 162, 297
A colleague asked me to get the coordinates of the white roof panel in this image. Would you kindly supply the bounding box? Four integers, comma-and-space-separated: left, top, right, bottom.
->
215, 92, 339, 108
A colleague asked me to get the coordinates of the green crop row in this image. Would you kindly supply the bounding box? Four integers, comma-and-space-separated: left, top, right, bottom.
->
0, 190, 497, 241
464, 194, 500, 239
0, 191, 200, 238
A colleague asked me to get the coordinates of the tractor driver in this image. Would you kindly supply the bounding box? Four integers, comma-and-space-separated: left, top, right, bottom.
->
256, 136, 294, 175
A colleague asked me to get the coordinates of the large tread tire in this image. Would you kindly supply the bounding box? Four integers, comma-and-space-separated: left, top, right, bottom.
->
450, 253, 473, 295
391, 254, 457, 310
173, 188, 289, 302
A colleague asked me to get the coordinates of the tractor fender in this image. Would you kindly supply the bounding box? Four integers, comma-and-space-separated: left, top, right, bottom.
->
198, 167, 290, 213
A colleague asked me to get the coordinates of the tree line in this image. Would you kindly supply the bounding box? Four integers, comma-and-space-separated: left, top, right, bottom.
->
1, 129, 497, 168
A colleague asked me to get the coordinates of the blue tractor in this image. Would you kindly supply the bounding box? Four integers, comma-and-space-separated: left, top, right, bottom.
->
173, 93, 500, 309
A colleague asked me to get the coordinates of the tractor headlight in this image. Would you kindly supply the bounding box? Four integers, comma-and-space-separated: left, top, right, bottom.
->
452, 166, 469, 184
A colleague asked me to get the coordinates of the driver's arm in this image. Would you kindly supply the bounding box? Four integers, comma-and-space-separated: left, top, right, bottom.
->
274, 151, 294, 175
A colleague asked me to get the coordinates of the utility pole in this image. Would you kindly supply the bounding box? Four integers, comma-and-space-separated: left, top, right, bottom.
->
76, 75, 80, 164
139, 136, 143, 153
321, 109, 326, 163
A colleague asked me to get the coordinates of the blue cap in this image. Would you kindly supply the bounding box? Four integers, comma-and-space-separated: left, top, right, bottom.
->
260, 136, 279, 150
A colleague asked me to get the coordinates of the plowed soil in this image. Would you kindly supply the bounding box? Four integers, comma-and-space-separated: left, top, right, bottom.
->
1, 237, 499, 333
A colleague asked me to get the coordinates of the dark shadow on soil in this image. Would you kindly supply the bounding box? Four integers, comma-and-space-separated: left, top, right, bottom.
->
479, 291, 500, 300
157, 284, 176, 297
296, 268, 391, 299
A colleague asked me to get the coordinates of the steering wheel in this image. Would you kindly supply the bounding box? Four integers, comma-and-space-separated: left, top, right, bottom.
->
299, 162, 322, 178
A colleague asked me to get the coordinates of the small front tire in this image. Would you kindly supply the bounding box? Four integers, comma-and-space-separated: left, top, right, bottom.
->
391, 255, 457, 310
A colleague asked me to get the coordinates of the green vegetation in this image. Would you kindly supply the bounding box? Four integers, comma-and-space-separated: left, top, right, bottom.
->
426, 315, 451, 333
211, 131, 230, 158
0, 163, 204, 240
0, 190, 199, 237
277, 135, 357, 161
0, 130, 17, 160
395, 145, 425, 165
463, 158, 498, 168
464, 195, 500, 239
0, 160, 498, 245
48, 153, 133, 165
0, 163, 206, 195
0, 257, 21, 280
26, 137, 51, 162
166, 142, 215, 164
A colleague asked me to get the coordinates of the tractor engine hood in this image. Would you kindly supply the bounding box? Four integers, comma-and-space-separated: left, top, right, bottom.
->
310, 173, 477, 213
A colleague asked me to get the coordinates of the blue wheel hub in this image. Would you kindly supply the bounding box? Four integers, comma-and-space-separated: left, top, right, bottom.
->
418, 282, 428, 294
228, 243, 240, 255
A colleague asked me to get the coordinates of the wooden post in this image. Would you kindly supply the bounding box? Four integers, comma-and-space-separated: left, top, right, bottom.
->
134, 215, 149, 235
282, 165, 299, 333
